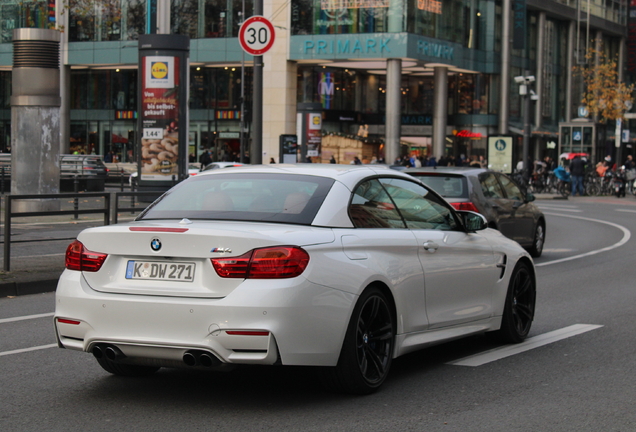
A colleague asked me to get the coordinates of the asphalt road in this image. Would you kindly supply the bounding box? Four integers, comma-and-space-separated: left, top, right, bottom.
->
1, 197, 636, 431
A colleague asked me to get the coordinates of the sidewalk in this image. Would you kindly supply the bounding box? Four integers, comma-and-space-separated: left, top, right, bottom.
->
0, 187, 141, 298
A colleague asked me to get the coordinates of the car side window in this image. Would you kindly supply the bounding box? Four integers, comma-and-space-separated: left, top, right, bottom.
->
350, 179, 406, 228
497, 174, 524, 201
479, 173, 505, 199
379, 178, 458, 230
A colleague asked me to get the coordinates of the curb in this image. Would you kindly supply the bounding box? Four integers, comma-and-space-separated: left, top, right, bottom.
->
0, 278, 58, 297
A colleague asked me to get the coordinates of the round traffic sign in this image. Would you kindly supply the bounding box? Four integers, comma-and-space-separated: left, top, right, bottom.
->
239, 16, 275, 56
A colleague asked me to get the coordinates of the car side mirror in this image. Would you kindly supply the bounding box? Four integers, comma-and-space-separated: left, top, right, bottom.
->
457, 211, 488, 232
526, 192, 536, 202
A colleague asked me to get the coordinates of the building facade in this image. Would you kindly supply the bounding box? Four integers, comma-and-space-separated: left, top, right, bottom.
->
0, 0, 630, 166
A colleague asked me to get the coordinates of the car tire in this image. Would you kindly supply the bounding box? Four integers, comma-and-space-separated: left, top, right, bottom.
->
323, 287, 395, 395
95, 356, 160, 377
528, 222, 545, 258
496, 261, 536, 344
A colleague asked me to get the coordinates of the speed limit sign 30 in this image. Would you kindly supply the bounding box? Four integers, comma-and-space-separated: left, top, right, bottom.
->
239, 16, 275, 56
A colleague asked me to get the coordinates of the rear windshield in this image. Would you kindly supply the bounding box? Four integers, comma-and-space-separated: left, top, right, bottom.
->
410, 174, 469, 199
138, 173, 335, 225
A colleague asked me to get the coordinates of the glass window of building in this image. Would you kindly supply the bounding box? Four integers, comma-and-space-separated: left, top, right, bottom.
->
407, 0, 468, 44
70, 69, 137, 110
297, 67, 358, 111
190, 67, 253, 110
290, 0, 406, 35
69, 0, 146, 42
171, 0, 253, 38
0, 0, 57, 43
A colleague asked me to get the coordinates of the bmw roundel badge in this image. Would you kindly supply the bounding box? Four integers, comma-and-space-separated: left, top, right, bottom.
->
150, 238, 162, 251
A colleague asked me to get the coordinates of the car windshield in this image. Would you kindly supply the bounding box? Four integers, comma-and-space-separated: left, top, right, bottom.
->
138, 172, 335, 225
411, 174, 469, 198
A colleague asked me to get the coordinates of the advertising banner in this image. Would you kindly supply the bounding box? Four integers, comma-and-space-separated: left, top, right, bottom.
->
488, 136, 513, 173
140, 56, 180, 181
306, 112, 322, 157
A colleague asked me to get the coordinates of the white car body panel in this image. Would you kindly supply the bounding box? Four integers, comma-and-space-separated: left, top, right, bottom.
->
55, 164, 535, 372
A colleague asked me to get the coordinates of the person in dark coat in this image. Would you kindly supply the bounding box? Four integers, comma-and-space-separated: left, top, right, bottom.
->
569, 155, 586, 196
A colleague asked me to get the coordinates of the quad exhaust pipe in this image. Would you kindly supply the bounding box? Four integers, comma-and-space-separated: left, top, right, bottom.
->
183, 350, 221, 368
92, 344, 219, 367
92, 343, 125, 361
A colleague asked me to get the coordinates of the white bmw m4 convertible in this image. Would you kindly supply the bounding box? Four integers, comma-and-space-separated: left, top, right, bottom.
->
54, 164, 536, 394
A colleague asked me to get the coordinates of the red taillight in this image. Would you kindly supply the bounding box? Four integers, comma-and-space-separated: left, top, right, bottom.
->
450, 202, 480, 213
211, 246, 309, 279
65, 240, 107, 272
129, 227, 189, 233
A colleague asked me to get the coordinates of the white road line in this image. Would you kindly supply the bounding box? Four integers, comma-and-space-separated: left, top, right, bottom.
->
0, 344, 58, 357
448, 324, 603, 367
616, 209, 636, 213
537, 213, 631, 267
12, 253, 65, 259
537, 207, 583, 213
0, 312, 55, 324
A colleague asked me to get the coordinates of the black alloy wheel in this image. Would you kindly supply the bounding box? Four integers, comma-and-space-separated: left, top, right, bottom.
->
496, 262, 536, 344
324, 287, 395, 395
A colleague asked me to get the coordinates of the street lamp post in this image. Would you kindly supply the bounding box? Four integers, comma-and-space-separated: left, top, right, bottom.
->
515, 74, 538, 182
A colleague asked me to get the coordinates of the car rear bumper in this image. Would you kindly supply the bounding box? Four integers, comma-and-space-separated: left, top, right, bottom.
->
54, 270, 354, 367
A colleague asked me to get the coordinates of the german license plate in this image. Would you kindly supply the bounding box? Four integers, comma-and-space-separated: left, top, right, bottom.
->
125, 261, 195, 282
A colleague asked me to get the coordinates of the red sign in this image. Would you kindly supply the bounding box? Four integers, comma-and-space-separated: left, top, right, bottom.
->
239, 16, 275, 56
456, 130, 483, 138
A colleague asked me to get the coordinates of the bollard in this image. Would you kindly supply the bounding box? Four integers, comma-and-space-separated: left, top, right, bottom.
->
73, 174, 79, 220
120, 168, 124, 191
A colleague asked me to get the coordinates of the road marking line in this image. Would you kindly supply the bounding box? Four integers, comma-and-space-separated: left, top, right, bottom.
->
537, 213, 630, 267
0, 312, 55, 324
0, 343, 58, 357
616, 209, 636, 213
12, 253, 65, 258
448, 324, 603, 367
537, 207, 583, 213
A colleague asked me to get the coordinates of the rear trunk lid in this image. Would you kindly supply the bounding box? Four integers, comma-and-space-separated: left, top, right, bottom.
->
77, 220, 335, 298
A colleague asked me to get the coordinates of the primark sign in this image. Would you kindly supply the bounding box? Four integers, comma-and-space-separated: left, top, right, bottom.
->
291, 33, 457, 62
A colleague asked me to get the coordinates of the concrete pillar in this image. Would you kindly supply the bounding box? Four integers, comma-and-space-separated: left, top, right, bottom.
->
566, 21, 575, 122
432, 67, 448, 159
385, 59, 402, 164
535, 12, 545, 130
11, 28, 61, 212
499, 0, 511, 134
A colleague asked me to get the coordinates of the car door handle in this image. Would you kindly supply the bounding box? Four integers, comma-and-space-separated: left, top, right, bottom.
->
423, 241, 439, 252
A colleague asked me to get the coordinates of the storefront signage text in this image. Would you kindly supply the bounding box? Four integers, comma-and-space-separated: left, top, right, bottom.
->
417, 40, 454, 60
456, 130, 483, 138
418, 0, 442, 14
303, 37, 391, 55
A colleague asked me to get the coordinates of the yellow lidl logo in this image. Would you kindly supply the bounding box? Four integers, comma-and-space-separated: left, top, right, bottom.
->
151, 62, 168, 79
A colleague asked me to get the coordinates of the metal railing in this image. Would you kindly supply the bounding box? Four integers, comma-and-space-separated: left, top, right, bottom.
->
2, 191, 162, 271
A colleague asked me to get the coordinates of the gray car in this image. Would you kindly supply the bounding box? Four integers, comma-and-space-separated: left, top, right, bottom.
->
405, 166, 546, 257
